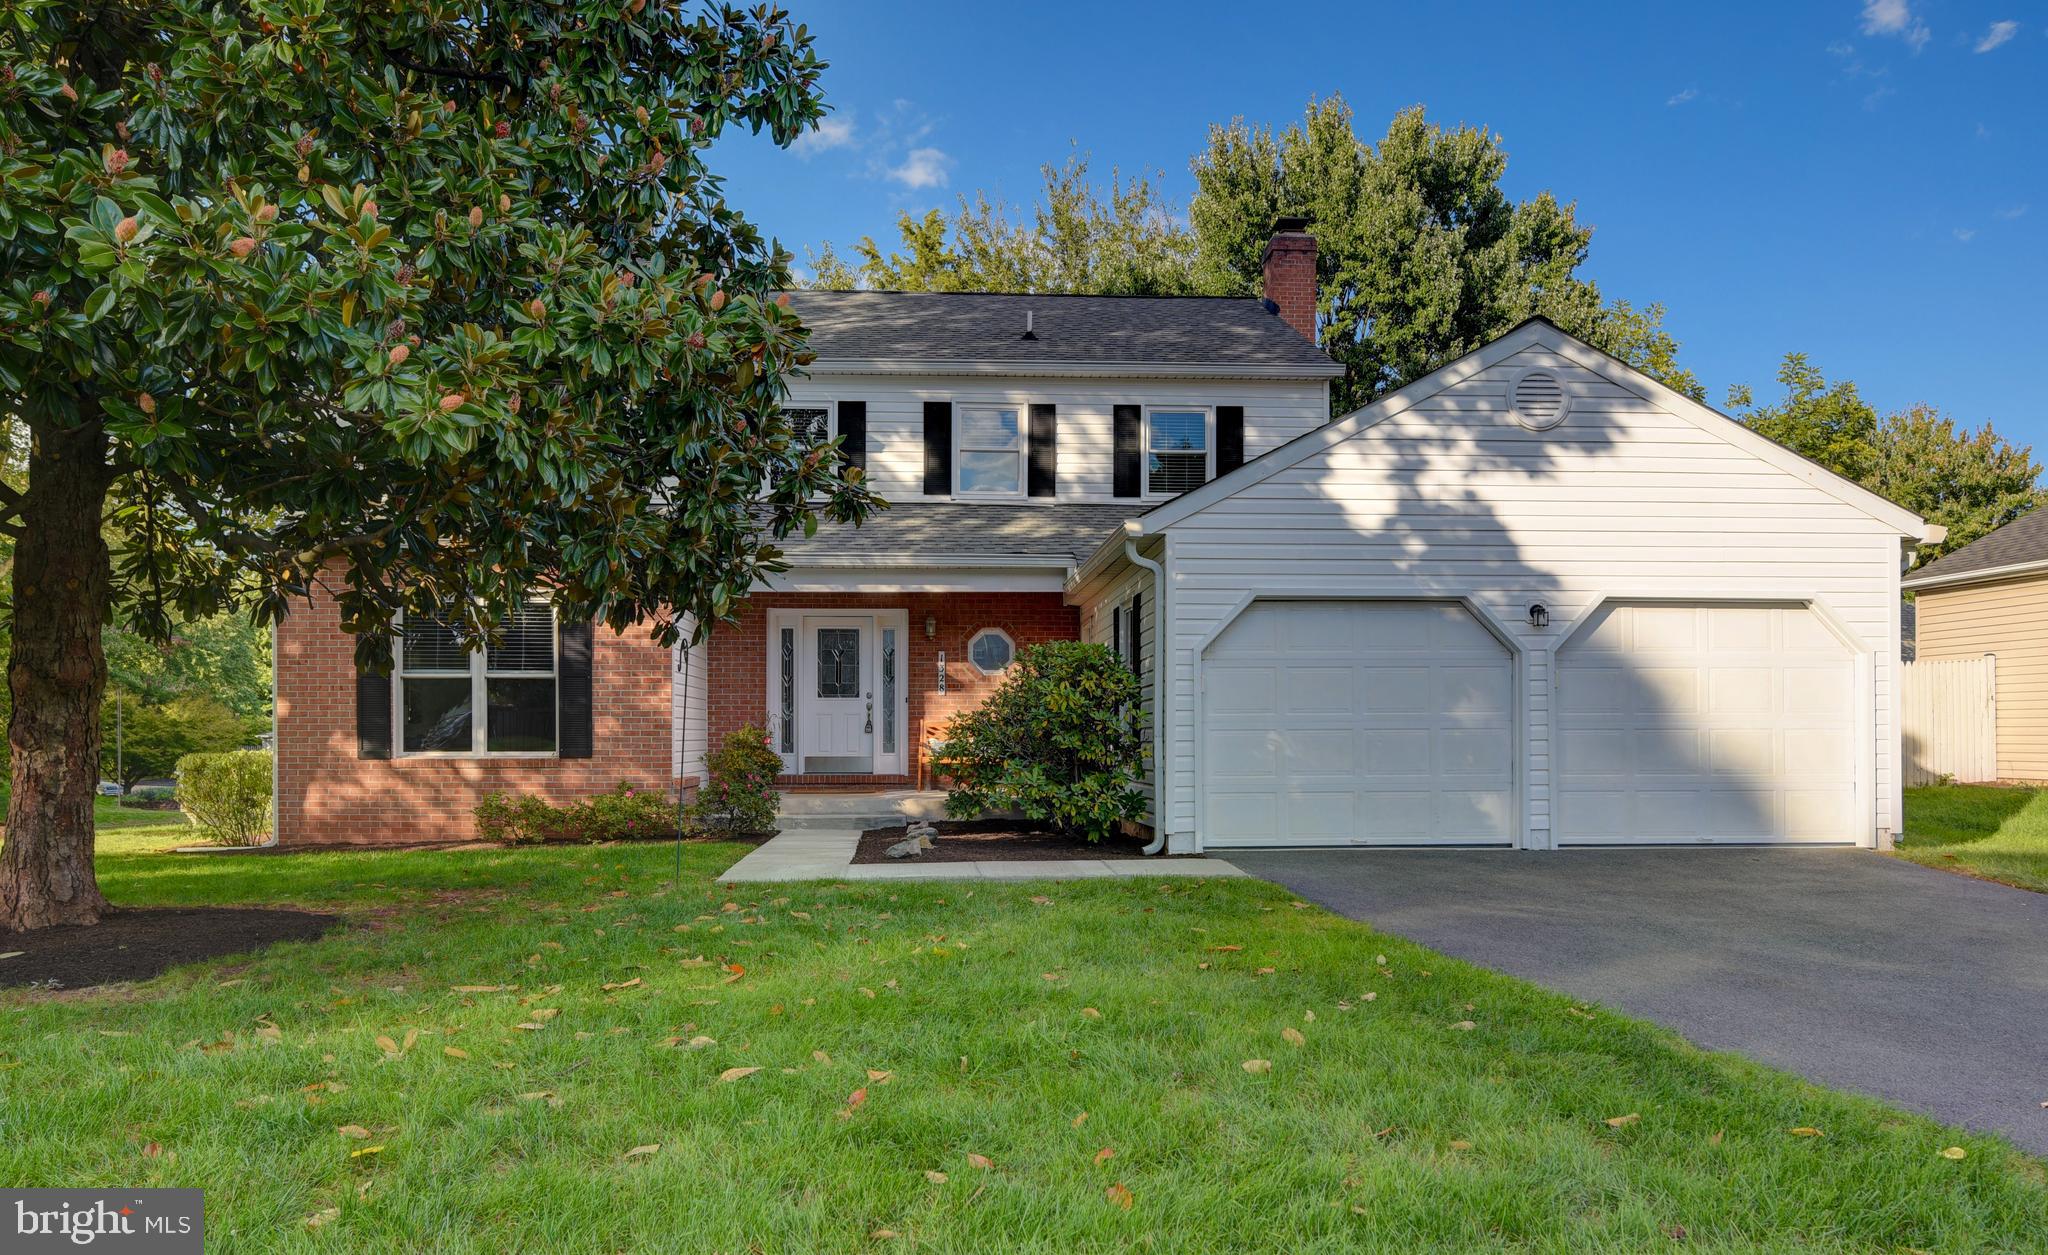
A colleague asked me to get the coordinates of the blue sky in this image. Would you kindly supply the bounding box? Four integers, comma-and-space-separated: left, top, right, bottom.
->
714, 1, 2045, 445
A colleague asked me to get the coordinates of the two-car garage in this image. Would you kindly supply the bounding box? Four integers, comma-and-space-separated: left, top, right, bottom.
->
1199, 598, 1863, 849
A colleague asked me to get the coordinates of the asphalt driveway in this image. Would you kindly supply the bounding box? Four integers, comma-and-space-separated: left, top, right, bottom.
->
1231, 848, 2048, 1155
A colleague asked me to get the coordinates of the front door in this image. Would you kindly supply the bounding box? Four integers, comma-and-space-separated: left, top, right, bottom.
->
799, 616, 875, 774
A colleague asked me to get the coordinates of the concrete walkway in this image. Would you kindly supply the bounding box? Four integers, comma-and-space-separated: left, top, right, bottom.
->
1231, 847, 2048, 1155
720, 826, 1245, 882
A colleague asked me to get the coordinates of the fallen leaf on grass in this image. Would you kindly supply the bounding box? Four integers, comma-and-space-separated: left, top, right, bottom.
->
1604, 1113, 1640, 1128
401, 1028, 419, 1054
451, 984, 512, 994
1029, 895, 1054, 906
812, 1050, 832, 1065
1094, 1147, 1115, 1165
1451, 1021, 1476, 1032
0, 952, 23, 961
623, 1144, 660, 1159
443, 1047, 469, 1060
870, 1230, 899, 1240
1242, 1059, 1272, 1074
1081, 1007, 1102, 1020
1072, 1111, 1089, 1128
1105, 1183, 1134, 1210
716, 1066, 761, 1083
336, 1125, 371, 1139
512, 1022, 547, 1032
1788, 1127, 1824, 1138
1447, 1140, 1473, 1151
1940, 1146, 1967, 1160
374, 1035, 399, 1056
1282, 1027, 1306, 1047
684, 1035, 717, 1050
602, 977, 642, 992
305, 1207, 339, 1230
1708, 1130, 1724, 1146
966, 1153, 993, 1170
866, 1069, 892, 1083
1207, 945, 1242, 953
348, 1146, 383, 1159
528, 1008, 560, 1022
924, 1170, 948, 1184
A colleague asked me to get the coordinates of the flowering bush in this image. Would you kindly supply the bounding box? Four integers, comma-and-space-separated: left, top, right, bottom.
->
685, 725, 782, 835
473, 782, 674, 845
935, 642, 1147, 841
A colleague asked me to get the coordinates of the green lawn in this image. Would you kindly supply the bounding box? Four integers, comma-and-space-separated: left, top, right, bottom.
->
1899, 784, 2048, 893
0, 833, 2043, 1251
93, 795, 190, 832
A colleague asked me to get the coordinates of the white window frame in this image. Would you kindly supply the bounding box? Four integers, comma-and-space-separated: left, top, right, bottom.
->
967, 627, 1016, 676
768, 403, 837, 496
1143, 405, 1214, 499
394, 606, 560, 759
954, 404, 1027, 498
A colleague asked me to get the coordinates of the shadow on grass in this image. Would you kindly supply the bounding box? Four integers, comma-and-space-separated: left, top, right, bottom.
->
1901, 785, 2040, 848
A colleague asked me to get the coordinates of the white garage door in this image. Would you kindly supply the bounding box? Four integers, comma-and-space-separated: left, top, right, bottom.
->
1202, 601, 1515, 846
1554, 602, 1860, 845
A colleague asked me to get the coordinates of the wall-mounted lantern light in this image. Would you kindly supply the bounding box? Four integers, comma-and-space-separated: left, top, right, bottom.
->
924, 616, 937, 640
1527, 603, 1549, 630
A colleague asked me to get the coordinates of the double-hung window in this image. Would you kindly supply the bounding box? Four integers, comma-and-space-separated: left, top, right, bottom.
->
1146, 408, 1210, 496
956, 405, 1024, 496
397, 603, 559, 755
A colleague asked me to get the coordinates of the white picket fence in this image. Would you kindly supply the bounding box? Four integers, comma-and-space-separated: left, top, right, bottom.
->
1901, 655, 1997, 785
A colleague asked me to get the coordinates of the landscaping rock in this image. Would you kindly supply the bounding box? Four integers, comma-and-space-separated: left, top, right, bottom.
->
884, 835, 925, 860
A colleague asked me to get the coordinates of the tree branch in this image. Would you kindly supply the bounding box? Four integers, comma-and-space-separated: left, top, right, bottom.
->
383, 46, 512, 88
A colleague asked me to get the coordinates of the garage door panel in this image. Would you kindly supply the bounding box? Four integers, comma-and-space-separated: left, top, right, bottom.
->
1202, 600, 1514, 847
1557, 603, 1858, 845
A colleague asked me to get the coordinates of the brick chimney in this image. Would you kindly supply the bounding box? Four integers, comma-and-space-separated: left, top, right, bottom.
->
1261, 216, 1318, 343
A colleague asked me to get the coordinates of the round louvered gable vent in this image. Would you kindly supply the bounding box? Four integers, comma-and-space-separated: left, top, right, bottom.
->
1509, 369, 1571, 429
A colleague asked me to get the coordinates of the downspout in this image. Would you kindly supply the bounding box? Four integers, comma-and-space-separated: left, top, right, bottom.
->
1124, 539, 1169, 855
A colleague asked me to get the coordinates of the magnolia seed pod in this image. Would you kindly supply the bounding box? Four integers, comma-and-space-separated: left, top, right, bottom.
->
228, 236, 257, 257
498, 193, 510, 213
438, 392, 465, 412
468, 205, 483, 228
388, 344, 410, 366
527, 297, 546, 321
114, 216, 139, 243
137, 393, 155, 415
254, 203, 278, 223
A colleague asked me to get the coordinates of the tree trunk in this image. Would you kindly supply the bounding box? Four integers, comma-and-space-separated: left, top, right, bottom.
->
0, 416, 113, 931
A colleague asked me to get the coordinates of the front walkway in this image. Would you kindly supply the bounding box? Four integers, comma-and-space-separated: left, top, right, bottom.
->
721, 826, 1245, 882
1231, 846, 2048, 1155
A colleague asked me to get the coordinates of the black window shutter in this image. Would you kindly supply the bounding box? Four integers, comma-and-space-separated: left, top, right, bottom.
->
1216, 406, 1245, 476
557, 620, 594, 759
1113, 404, 1142, 498
1110, 606, 1122, 668
1028, 403, 1057, 497
836, 400, 866, 476
923, 401, 952, 495
1129, 591, 1143, 679
356, 661, 392, 759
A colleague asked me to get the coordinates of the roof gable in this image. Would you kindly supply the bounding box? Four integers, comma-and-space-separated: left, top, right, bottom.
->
1903, 506, 2048, 589
1134, 318, 1933, 539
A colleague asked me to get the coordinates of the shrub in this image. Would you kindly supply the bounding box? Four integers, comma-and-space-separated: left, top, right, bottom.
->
685, 724, 782, 835
934, 641, 1147, 840
473, 782, 674, 844
175, 749, 273, 846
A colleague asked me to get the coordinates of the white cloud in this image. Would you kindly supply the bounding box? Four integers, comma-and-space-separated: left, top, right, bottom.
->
791, 115, 858, 158
1997, 203, 2029, 220
1974, 20, 2019, 52
1953, 227, 1977, 243
1861, 0, 1930, 51
887, 147, 953, 190
1666, 87, 1699, 106
1863, 85, 1896, 110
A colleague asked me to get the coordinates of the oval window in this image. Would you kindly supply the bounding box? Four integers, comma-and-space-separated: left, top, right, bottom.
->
968, 629, 1014, 675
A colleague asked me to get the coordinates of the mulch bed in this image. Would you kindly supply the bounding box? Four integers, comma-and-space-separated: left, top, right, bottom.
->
852, 819, 1202, 864
0, 907, 338, 991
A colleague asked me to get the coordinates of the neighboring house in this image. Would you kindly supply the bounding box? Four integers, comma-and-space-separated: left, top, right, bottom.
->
275, 220, 1940, 850
1903, 508, 2048, 781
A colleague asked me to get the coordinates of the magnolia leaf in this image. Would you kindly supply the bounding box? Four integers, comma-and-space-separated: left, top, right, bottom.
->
966, 1153, 993, 1170
443, 1047, 469, 1060
1604, 1113, 1640, 1128
1242, 1059, 1272, 1074
1081, 1007, 1102, 1020
374, 1035, 399, 1055
1940, 1146, 1967, 1160
1105, 1183, 1134, 1210
1788, 1127, 1824, 1138
1282, 1027, 1306, 1047
624, 1144, 660, 1159
1093, 1147, 1115, 1165
336, 1125, 371, 1139
305, 1207, 340, 1230
716, 1066, 761, 1083
923, 1170, 948, 1184
348, 1146, 383, 1159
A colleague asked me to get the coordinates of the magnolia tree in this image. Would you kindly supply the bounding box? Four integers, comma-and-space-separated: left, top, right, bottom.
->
0, 0, 872, 928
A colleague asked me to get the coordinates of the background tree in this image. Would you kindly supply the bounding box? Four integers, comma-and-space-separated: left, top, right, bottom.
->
100, 690, 247, 789
806, 151, 1198, 294
0, 0, 873, 929
1190, 99, 1702, 411
1729, 355, 2043, 565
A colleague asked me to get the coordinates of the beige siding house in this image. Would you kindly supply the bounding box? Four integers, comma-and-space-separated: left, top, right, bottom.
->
1903, 510, 2048, 781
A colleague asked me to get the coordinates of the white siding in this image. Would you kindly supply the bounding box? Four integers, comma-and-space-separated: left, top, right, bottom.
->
1159, 342, 1906, 850
672, 616, 707, 784
789, 374, 1329, 504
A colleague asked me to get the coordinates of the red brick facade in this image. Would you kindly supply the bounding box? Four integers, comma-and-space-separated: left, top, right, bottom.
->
705, 592, 1079, 784
1261, 220, 1318, 344
275, 582, 677, 846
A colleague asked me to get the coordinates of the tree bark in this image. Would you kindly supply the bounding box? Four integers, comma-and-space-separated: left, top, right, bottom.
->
0, 414, 113, 931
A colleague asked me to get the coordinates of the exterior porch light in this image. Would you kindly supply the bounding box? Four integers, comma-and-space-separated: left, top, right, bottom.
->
924, 615, 937, 639
1527, 603, 1549, 630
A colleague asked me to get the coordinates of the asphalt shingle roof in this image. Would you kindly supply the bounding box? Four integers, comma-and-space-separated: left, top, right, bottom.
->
767, 502, 1135, 567
1906, 508, 2048, 585
782, 291, 1341, 373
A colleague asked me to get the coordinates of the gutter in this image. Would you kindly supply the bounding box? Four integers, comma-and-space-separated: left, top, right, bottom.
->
1903, 553, 2047, 593
1124, 539, 1169, 856
807, 357, 1345, 381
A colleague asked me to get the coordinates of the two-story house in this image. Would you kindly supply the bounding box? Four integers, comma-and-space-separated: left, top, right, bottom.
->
276, 221, 1938, 853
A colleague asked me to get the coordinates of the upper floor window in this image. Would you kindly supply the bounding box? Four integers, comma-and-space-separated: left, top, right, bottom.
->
785, 406, 832, 448
397, 602, 558, 755
1147, 408, 1210, 496
957, 406, 1024, 496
